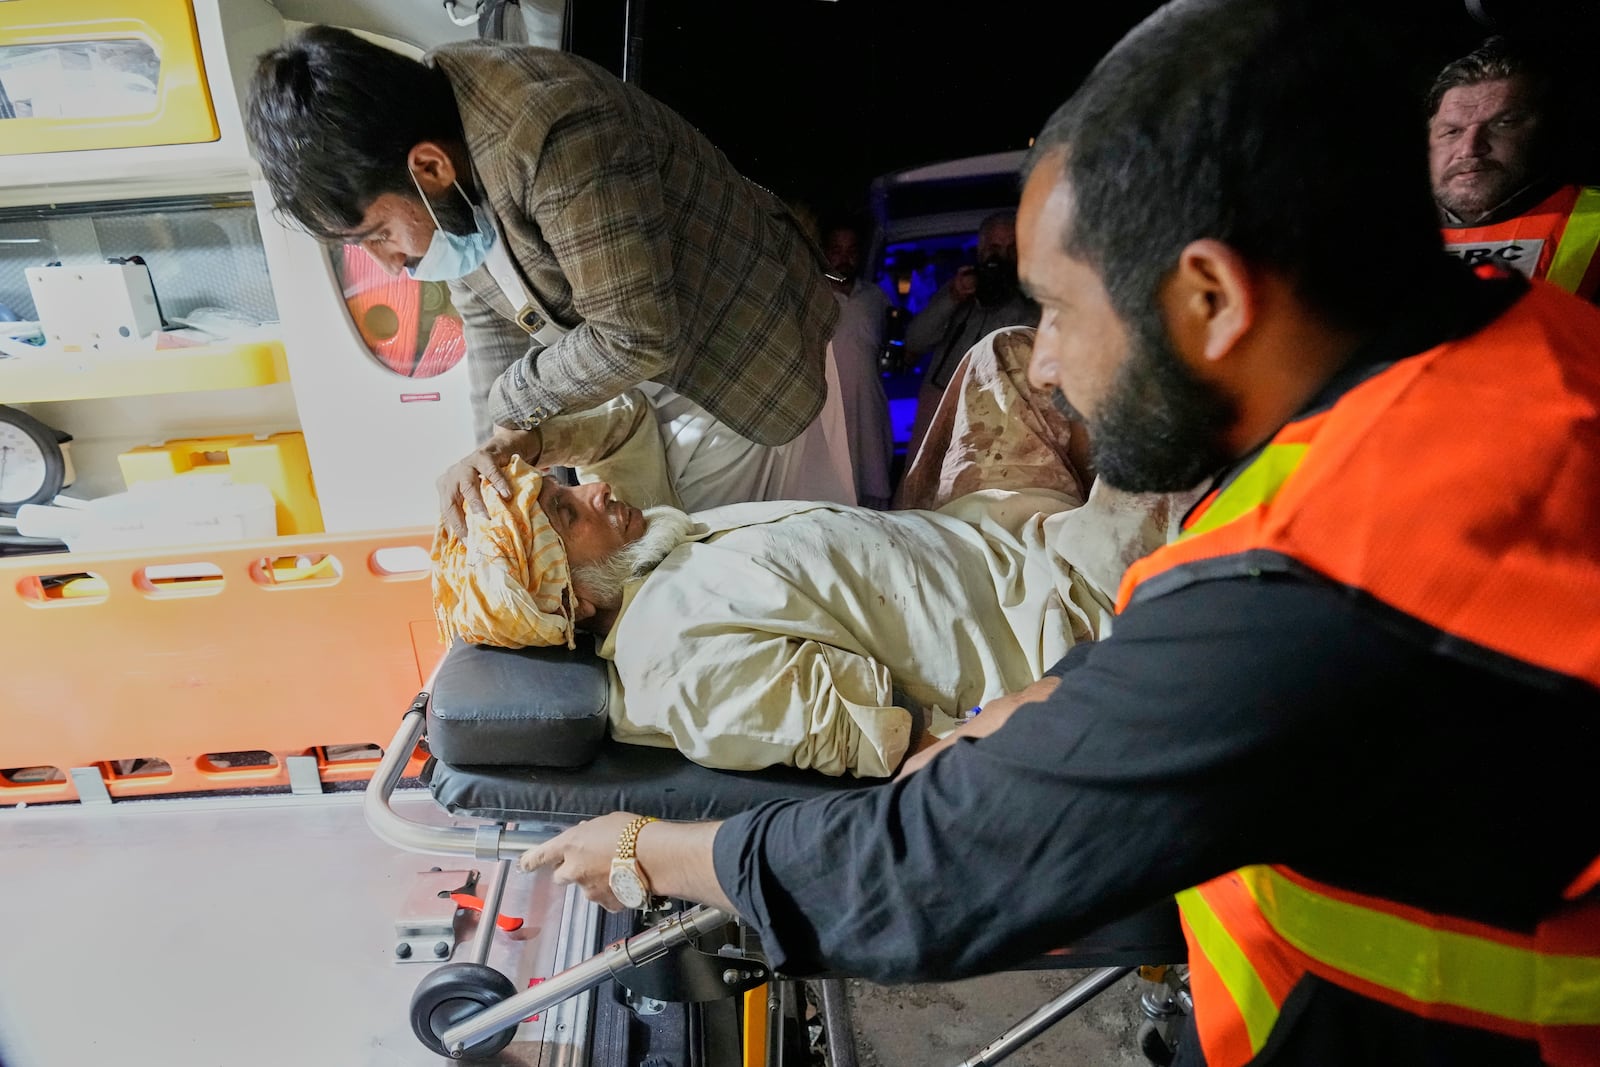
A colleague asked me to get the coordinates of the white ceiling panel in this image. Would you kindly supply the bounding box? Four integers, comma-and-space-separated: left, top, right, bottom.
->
267, 0, 563, 52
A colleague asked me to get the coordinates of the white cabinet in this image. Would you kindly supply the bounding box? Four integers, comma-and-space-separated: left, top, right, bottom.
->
0, 0, 480, 537
0, 0, 284, 203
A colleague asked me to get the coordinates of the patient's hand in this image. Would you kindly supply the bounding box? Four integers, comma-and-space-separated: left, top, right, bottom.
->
896, 677, 1061, 779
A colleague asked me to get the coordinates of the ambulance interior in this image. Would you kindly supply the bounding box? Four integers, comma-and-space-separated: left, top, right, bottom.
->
0, 2, 1594, 1066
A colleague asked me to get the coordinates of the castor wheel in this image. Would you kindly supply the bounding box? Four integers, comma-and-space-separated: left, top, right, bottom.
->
1138, 1019, 1176, 1066
410, 962, 519, 1059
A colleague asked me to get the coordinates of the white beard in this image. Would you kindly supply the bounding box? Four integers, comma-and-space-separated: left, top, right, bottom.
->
571, 506, 695, 608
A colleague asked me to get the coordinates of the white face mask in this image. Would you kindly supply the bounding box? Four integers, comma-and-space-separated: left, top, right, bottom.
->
405, 171, 496, 282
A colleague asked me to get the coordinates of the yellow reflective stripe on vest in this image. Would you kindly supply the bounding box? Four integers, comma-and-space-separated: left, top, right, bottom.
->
1240, 866, 1600, 1026
1547, 187, 1600, 293
1177, 887, 1282, 1053
1183, 443, 1309, 540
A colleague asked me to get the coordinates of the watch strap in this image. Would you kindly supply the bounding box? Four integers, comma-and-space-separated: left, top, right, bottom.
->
616, 815, 657, 863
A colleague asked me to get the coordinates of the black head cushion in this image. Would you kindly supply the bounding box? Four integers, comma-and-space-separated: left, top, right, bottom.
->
426, 638, 610, 768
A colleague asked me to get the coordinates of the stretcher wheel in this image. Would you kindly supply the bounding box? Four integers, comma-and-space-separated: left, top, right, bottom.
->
410, 962, 519, 1059
1138, 1019, 1177, 1066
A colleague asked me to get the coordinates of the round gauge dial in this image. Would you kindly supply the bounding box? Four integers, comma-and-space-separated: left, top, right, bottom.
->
0, 406, 68, 513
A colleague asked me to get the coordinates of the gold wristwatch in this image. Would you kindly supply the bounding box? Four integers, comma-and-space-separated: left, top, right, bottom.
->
608, 815, 658, 909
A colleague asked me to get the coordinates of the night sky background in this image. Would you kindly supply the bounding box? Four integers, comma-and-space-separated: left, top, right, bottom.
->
561, 0, 1600, 223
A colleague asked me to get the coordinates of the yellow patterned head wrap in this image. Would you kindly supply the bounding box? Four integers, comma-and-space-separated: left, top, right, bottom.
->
431, 457, 576, 649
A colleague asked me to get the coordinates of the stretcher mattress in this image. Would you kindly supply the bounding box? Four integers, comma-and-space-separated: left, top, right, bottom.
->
423, 640, 1187, 967
426, 638, 866, 818
428, 742, 864, 822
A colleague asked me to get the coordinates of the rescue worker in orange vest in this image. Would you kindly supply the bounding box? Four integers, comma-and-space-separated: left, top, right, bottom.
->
1428, 36, 1600, 301
519, 3, 1600, 1063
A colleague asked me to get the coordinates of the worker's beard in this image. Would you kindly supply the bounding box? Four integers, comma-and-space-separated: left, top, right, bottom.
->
1433, 159, 1539, 225
571, 506, 696, 609
1082, 309, 1237, 494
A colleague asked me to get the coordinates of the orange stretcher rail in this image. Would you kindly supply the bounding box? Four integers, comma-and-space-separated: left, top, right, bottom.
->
0, 530, 445, 803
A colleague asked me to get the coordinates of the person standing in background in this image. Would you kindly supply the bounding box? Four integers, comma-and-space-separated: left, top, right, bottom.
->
903, 212, 1039, 456
820, 215, 895, 508
1428, 36, 1600, 301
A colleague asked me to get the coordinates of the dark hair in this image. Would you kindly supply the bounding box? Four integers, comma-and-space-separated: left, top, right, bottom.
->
1427, 36, 1552, 119
977, 211, 1015, 237
246, 26, 464, 239
818, 211, 869, 244
1024, 0, 1443, 335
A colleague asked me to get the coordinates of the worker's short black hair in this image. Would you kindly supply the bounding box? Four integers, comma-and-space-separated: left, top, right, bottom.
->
818, 211, 869, 244
977, 212, 1015, 237
1024, 0, 1443, 334
1427, 36, 1553, 119
246, 26, 463, 239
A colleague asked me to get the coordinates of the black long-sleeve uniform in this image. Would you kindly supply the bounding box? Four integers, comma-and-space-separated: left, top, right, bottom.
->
712, 270, 1600, 1064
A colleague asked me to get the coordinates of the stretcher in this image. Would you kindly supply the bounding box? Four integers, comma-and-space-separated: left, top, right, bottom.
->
366, 639, 1191, 1065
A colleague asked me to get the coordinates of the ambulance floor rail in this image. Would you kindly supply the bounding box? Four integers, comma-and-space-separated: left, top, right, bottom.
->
436, 904, 738, 1058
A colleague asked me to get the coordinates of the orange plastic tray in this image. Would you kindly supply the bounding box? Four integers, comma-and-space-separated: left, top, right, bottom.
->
1, 530, 445, 803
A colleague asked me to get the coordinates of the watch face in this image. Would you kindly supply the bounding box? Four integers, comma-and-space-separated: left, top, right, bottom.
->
609, 863, 647, 909
0, 422, 50, 506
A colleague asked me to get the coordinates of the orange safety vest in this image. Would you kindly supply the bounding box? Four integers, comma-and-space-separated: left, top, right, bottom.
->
1441, 184, 1600, 300
1116, 281, 1600, 1066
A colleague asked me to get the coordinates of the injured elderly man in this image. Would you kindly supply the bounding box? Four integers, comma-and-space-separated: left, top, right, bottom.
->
433, 327, 1178, 778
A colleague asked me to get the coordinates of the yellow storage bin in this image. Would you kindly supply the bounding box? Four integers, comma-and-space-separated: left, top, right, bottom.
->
0, 0, 220, 156
119, 432, 323, 535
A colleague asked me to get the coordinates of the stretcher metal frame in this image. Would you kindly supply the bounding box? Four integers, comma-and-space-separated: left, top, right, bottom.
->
369, 699, 818, 1064
367, 682, 1186, 1064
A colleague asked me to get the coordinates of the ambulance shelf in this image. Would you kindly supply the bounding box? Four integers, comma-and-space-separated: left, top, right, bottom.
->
0, 340, 289, 403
